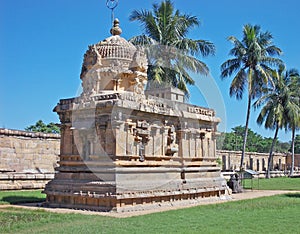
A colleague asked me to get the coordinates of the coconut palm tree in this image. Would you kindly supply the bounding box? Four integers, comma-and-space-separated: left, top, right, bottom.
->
129, 0, 215, 96
220, 24, 283, 171
286, 71, 300, 176
254, 66, 299, 178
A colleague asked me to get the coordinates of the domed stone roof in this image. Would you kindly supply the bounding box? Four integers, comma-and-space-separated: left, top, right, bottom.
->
80, 19, 138, 79
96, 36, 136, 60
96, 19, 136, 59
80, 18, 148, 95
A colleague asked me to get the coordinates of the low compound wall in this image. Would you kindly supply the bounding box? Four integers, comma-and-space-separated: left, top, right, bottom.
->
286, 153, 300, 171
217, 150, 287, 172
0, 128, 60, 190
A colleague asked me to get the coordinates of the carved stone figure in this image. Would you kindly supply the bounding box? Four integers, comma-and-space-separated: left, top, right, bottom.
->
227, 173, 243, 193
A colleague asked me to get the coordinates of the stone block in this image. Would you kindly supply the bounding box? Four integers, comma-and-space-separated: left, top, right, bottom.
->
0, 174, 9, 179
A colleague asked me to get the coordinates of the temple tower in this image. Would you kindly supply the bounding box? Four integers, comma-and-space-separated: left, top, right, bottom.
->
44, 19, 227, 212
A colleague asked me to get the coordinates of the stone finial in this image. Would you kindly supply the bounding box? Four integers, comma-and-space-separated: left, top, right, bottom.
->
110, 18, 122, 36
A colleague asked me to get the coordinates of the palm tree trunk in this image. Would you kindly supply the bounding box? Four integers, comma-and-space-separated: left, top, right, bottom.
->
266, 125, 279, 179
240, 94, 251, 171
290, 127, 295, 176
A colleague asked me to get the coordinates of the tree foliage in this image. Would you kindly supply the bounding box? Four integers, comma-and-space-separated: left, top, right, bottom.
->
293, 135, 300, 154
254, 66, 300, 177
217, 125, 290, 153
129, 0, 215, 96
285, 71, 300, 175
25, 120, 60, 134
220, 24, 283, 169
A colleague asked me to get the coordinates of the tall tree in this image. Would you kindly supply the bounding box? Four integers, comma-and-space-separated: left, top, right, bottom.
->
129, 0, 215, 96
254, 66, 299, 178
220, 24, 283, 170
286, 70, 300, 176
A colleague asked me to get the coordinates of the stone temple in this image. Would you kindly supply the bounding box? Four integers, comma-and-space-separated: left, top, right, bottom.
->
44, 19, 227, 212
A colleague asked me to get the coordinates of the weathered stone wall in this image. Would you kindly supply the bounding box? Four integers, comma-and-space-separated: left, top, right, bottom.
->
217, 150, 287, 173
286, 153, 300, 171
0, 128, 60, 190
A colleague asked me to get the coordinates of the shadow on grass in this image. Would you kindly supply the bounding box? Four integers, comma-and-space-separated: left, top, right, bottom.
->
283, 193, 300, 198
1, 196, 46, 204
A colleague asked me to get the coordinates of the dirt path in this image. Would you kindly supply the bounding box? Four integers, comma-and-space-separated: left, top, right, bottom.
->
1, 190, 299, 218
230, 189, 298, 201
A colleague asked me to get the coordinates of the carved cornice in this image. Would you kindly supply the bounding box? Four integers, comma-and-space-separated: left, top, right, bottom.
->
55, 92, 219, 123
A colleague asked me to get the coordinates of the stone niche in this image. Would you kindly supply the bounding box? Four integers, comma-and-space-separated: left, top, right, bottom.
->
44, 19, 227, 212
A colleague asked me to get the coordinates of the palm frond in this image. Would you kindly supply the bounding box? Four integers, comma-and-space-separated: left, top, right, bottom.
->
220, 58, 241, 78
175, 52, 209, 75
264, 45, 282, 56
174, 38, 215, 56
129, 0, 214, 95
129, 9, 161, 41
129, 35, 157, 46
174, 63, 195, 85
229, 70, 247, 99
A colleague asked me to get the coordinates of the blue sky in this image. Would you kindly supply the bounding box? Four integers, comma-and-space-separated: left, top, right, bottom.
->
1, 0, 299, 142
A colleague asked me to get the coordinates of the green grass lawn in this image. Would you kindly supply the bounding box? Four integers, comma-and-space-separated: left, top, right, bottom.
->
0, 190, 46, 205
0, 193, 299, 234
243, 176, 300, 190
0, 178, 299, 233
